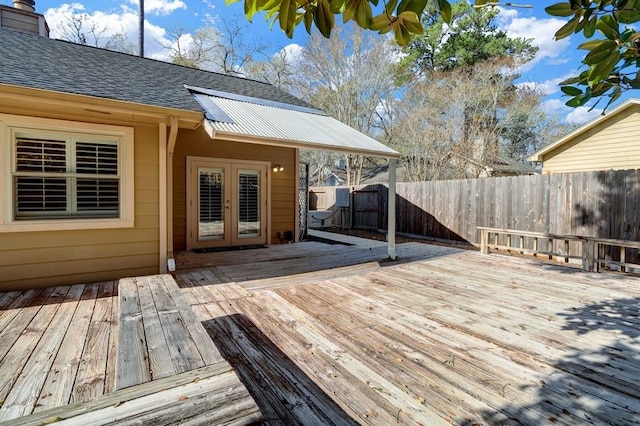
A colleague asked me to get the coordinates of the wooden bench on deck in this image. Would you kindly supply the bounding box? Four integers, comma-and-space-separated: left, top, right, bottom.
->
478, 227, 640, 273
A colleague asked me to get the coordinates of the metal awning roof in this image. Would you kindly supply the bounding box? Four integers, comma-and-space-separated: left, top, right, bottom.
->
187, 85, 400, 158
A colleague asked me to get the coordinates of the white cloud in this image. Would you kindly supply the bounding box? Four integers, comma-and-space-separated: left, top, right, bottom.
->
45, 3, 173, 60
565, 106, 603, 125
496, 8, 572, 70
127, 0, 186, 16
518, 70, 580, 96
542, 99, 603, 125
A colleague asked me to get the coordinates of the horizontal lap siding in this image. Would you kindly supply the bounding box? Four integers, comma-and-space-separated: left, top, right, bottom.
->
543, 106, 640, 173
173, 128, 296, 252
0, 124, 160, 291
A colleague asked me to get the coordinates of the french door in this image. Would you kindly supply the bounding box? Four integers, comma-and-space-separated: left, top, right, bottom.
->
187, 157, 268, 250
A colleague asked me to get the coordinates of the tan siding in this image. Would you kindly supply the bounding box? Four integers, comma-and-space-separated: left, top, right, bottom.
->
0, 122, 160, 291
543, 105, 640, 173
173, 128, 296, 251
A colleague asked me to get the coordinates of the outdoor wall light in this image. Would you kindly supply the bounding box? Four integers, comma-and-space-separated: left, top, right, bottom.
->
272, 164, 284, 172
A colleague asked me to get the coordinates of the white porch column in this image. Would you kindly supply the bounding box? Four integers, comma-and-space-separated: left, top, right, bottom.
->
387, 158, 397, 260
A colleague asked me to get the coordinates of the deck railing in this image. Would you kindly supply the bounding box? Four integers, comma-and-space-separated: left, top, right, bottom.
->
478, 227, 640, 274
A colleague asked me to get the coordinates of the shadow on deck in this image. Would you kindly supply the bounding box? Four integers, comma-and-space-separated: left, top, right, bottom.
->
203, 313, 359, 425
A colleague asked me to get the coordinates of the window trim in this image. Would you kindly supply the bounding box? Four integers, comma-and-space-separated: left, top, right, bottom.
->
0, 114, 135, 232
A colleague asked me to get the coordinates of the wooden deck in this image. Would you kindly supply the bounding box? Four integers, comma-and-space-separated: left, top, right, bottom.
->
1, 230, 639, 424
174, 232, 640, 425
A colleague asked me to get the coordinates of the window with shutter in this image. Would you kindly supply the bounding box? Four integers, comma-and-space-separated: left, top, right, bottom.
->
1, 115, 134, 232
13, 135, 120, 219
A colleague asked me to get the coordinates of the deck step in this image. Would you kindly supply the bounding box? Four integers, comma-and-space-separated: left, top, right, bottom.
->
3, 362, 262, 425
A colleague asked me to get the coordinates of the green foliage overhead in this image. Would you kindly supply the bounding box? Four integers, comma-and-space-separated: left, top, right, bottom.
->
546, 0, 640, 110
227, 0, 495, 45
229, 0, 640, 109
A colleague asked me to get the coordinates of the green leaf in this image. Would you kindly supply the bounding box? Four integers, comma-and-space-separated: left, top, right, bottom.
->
577, 39, 611, 50
303, 8, 313, 33
583, 14, 597, 37
354, 0, 373, 27
596, 15, 620, 40
561, 85, 583, 96
397, 0, 427, 15
588, 50, 621, 84
590, 82, 613, 97
554, 15, 580, 40
394, 22, 411, 45
546, 2, 576, 17
370, 14, 392, 31
438, 0, 452, 23
278, 0, 298, 37
583, 40, 619, 65
560, 76, 582, 85
614, 9, 640, 24
385, 0, 398, 14
565, 95, 584, 107
314, 0, 334, 37
244, 0, 258, 20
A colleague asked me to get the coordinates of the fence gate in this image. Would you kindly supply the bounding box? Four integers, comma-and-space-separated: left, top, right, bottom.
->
298, 162, 309, 240
352, 185, 381, 230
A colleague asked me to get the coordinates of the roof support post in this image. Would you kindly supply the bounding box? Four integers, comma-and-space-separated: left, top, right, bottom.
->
387, 158, 397, 260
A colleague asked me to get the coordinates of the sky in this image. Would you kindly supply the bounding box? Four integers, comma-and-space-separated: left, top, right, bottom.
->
19, 0, 635, 125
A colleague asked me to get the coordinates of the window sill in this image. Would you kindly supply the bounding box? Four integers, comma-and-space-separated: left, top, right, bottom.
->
0, 217, 135, 233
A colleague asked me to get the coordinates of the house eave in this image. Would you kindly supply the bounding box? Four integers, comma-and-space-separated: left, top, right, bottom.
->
528, 98, 640, 162
0, 83, 203, 129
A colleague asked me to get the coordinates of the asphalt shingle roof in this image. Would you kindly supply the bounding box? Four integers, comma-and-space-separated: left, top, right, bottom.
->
0, 27, 313, 112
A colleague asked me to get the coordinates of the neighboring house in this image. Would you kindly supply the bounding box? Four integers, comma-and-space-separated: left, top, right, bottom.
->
529, 98, 640, 174
0, 1, 399, 290
309, 166, 345, 187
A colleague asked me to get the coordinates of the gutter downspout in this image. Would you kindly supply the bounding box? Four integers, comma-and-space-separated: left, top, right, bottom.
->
159, 123, 167, 273
166, 116, 179, 271
387, 158, 397, 260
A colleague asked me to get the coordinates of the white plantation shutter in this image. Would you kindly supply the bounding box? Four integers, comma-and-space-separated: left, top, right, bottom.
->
15, 137, 67, 214
75, 142, 119, 214
13, 134, 120, 219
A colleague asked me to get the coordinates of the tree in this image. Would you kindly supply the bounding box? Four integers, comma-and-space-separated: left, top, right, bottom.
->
382, 3, 538, 181
55, 12, 134, 53
165, 26, 219, 69
244, 46, 302, 93
294, 25, 400, 185
402, 2, 535, 77
164, 18, 266, 74
546, 1, 640, 110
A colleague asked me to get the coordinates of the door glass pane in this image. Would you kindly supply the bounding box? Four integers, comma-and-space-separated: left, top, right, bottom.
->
238, 170, 260, 238
199, 167, 224, 240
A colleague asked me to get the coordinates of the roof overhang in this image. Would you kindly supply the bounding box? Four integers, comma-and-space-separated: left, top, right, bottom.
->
187, 85, 401, 159
0, 83, 203, 129
528, 98, 640, 162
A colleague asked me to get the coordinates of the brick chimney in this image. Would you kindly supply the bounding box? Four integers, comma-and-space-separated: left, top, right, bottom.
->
0, 0, 49, 36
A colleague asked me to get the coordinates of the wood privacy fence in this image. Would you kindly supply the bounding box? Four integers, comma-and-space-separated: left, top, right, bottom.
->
309, 169, 640, 246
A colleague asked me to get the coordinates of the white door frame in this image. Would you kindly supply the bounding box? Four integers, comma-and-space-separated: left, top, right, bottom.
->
186, 156, 270, 250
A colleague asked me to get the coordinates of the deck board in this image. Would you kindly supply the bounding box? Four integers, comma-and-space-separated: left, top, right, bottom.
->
177, 235, 640, 425
72, 281, 116, 404
1, 233, 640, 424
34, 284, 98, 413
